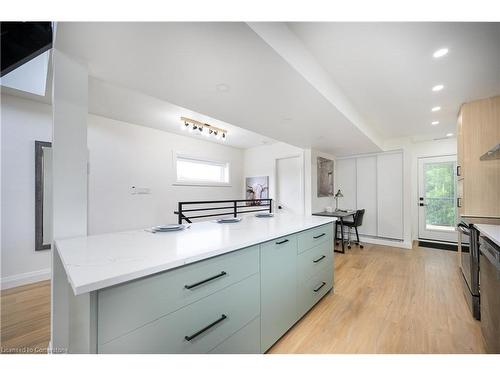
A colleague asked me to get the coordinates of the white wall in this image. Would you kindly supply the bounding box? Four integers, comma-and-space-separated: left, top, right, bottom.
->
244, 142, 305, 213
1, 94, 53, 289
87, 114, 244, 234
383, 137, 457, 242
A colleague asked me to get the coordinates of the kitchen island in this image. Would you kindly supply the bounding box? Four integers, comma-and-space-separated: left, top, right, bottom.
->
52, 214, 335, 353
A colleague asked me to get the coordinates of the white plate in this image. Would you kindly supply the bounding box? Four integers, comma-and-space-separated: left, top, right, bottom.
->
255, 212, 274, 218
216, 217, 242, 223
150, 224, 187, 232
156, 224, 183, 230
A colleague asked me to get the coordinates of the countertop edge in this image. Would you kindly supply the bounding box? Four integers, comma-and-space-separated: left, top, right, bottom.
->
476, 224, 500, 248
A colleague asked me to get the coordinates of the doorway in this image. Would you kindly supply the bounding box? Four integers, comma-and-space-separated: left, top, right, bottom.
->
418, 155, 458, 243
276, 156, 303, 215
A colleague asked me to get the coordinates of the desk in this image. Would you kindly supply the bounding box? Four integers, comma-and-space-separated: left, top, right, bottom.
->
312, 210, 356, 253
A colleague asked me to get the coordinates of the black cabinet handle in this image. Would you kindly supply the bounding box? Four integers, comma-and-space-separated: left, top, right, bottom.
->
313, 233, 326, 239
184, 314, 227, 341
276, 239, 289, 245
184, 271, 227, 289
457, 165, 461, 177
313, 282, 326, 293
457, 197, 462, 208
313, 255, 326, 263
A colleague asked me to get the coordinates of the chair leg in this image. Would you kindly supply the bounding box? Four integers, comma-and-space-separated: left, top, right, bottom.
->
334, 222, 339, 246
347, 227, 351, 249
355, 227, 364, 249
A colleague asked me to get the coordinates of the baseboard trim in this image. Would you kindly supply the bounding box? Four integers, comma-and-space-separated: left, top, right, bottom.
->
358, 235, 412, 249
1, 268, 51, 290
418, 240, 458, 252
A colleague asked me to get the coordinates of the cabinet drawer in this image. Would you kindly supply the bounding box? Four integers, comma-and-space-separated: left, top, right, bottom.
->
297, 224, 333, 254
209, 317, 261, 354
99, 273, 260, 354
298, 241, 333, 283
297, 265, 333, 318
98, 245, 259, 345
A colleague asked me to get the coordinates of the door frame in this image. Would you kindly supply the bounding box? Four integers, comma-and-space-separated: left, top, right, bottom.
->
417, 154, 458, 243
274, 153, 305, 215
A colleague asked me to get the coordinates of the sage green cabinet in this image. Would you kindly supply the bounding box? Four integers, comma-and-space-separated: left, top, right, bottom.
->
297, 262, 333, 318
98, 245, 259, 345
260, 235, 298, 352
99, 273, 260, 354
82, 223, 334, 354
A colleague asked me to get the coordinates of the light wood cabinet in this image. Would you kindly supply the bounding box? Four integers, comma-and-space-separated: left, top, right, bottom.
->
457, 96, 500, 218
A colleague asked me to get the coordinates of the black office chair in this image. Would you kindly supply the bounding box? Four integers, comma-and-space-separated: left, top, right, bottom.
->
343, 209, 365, 249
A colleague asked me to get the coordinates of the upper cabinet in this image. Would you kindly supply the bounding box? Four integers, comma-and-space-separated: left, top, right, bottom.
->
457, 96, 500, 218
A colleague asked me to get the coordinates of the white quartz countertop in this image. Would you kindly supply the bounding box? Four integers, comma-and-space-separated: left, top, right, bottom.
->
55, 214, 335, 295
476, 224, 500, 247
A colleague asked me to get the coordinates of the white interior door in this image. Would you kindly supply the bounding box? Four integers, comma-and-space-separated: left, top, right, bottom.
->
418, 155, 458, 243
276, 156, 303, 215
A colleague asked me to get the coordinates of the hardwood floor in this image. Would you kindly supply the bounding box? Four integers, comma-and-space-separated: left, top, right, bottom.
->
1, 280, 51, 354
0, 243, 485, 354
269, 243, 485, 353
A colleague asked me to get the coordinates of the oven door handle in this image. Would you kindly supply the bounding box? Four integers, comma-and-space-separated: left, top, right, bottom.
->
457, 223, 470, 236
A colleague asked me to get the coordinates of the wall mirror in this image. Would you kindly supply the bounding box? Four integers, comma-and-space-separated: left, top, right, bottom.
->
35, 141, 52, 250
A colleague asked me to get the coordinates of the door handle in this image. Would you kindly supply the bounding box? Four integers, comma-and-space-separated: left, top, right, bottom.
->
184, 314, 227, 341
313, 255, 326, 263
419, 203, 427, 207
457, 198, 462, 208
184, 271, 227, 289
313, 282, 326, 292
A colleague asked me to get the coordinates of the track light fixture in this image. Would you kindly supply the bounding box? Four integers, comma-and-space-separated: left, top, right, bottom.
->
180, 117, 227, 141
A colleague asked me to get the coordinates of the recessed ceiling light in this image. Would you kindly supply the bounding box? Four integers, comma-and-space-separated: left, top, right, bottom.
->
432, 84, 444, 92
431, 121, 440, 125
216, 83, 230, 92
431, 106, 441, 112
433, 48, 449, 58
446, 133, 454, 137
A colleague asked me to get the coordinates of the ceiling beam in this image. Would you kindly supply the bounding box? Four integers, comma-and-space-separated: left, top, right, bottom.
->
247, 22, 383, 150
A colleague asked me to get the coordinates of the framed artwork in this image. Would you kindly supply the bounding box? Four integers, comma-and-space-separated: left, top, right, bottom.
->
245, 176, 269, 206
317, 157, 334, 197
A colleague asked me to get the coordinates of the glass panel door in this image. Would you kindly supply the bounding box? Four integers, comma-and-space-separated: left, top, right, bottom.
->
418, 155, 458, 243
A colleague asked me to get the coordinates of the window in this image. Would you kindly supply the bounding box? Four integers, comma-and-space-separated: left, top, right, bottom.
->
175, 155, 230, 185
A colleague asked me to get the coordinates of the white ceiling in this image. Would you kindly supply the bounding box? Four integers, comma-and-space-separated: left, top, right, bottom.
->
54, 22, 500, 154
55, 22, 381, 156
288, 22, 500, 141
88, 78, 277, 149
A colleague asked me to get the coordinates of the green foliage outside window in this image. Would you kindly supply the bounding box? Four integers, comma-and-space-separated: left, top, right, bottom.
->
424, 162, 456, 227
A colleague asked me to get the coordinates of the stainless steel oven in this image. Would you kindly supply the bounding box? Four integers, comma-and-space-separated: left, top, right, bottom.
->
458, 216, 500, 320
458, 219, 480, 319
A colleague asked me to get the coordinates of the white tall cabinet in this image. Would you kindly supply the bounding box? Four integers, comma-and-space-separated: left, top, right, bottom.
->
335, 151, 403, 241
356, 156, 378, 236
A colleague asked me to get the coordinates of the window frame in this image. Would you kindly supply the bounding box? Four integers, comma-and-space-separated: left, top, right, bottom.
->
173, 153, 232, 187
